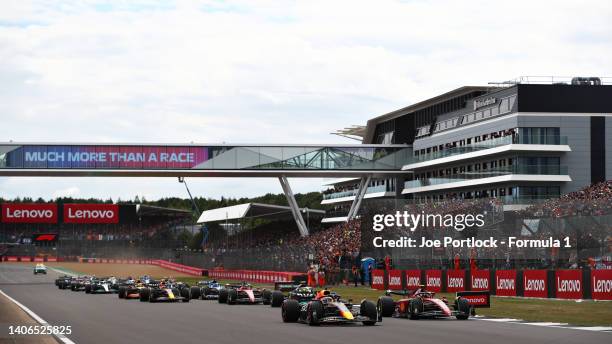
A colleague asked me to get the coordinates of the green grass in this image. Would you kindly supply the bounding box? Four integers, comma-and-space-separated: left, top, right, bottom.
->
176, 277, 612, 327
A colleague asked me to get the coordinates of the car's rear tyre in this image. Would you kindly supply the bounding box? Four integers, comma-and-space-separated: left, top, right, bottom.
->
409, 298, 423, 320
262, 289, 271, 305
190, 286, 200, 300
139, 288, 150, 302
281, 299, 300, 322
85, 285, 91, 294
361, 300, 378, 325
202, 287, 210, 300
218, 289, 228, 303
227, 289, 237, 305
271, 291, 284, 307
307, 301, 323, 326
455, 297, 470, 320
181, 287, 190, 302
377, 296, 395, 317
118, 286, 126, 299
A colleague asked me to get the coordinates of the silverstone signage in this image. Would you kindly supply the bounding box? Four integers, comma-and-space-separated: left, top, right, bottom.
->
63, 204, 119, 224
473, 97, 496, 110
1, 203, 58, 223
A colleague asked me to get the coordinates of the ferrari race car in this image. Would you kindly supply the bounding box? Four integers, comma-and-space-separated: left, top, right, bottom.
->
218, 282, 266, 305
33, 264, 47, 275
269, 282, 316, 307
85, 277, 120, 294
377, 288, 490, 320
189, 280, 224, 300
281, 289, 379, 326
138, 280, 191, 303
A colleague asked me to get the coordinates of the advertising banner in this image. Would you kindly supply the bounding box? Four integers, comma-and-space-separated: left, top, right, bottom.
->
495, 270, 517, 296
1, 203, 58, 223
387, 270, 403, 290
591, 269, 612, 300
425, 270, 442, 292
523, 269, 548, 298
371, 269, 385, 290
405, 270, 421, 289
63, 203, 119, 224
470, 270, 490, 291
446, 269, 466, 292
555, 270, 583, 299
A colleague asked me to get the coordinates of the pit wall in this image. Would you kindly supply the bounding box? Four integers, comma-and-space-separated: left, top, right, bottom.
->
371, 269, 612, 300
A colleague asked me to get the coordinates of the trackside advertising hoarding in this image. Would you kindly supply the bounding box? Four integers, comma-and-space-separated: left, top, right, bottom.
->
555, 269, 583, 299
591, 269, 612, 300
523, 269, 548, 298
405, 270, 421, 288
470, 270, 490, 291
371, 269, 385, 290
446, 269, 466, 292
1, 203, 58, 223
63, 203, 119, 224
387, 270, 403, 290
425, 270, 442, 292
495, 270, 517, 296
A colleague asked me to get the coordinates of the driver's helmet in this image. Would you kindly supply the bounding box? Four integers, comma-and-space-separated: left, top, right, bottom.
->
320, 296, 333, 304
316, 289, 331, 299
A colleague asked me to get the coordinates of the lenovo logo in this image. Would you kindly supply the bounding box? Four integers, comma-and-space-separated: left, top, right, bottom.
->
67, 208, 115, 219
406, 276, 421, 286
372, 275, 384, 285
524, 279, 545, 291
557, 278, 581, 292
389, 276, 401, 286
427, 277, 441, 287
1, 204, 58, 223
448, 277, 464, 288
496, 277, 515, 290
63, 204, 119, 224
593, 277, 612, 293
472, 277, 488, 289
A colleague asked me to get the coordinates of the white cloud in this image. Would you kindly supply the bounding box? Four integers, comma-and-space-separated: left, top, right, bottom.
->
52, 186, 80, 198
1, 0, 611, 200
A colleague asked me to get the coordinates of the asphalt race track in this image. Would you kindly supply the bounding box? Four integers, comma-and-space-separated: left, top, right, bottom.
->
0, 264, 609, 344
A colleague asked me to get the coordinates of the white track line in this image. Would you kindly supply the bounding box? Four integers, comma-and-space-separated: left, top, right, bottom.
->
474, 317, 612, 332
0, 289, 76, 344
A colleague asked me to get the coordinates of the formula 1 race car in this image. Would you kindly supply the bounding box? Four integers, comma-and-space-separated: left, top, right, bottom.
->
218, 282, 265, 305
138, 280, 191, 303
269, 282, 316, 307
281, 289, 379, 326
33, 263, 47, 275
118, 280, 147, 299
56, 275, 73, 289
377, 287, 490, 320
85, 277, 120, 294
189, 280, 224, 300
69, 276, 93, 292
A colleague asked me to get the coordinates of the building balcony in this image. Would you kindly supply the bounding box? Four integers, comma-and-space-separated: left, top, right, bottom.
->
403, 135, 570, 171
402, 165, 570, 194
321, 184, 395, 204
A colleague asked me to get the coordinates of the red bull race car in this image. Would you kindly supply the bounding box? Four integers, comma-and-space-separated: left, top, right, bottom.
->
218, 282, 266, 305
281, 289, 379, 326
377, 287, 490, 320
138, 279, 191, 303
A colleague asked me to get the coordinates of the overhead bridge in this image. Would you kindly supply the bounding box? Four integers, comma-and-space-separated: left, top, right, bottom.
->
0, 143, 410, 236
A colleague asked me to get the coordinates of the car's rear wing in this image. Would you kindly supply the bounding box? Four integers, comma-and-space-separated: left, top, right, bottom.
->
274, 281, 304, 292
456, 291, 490, 308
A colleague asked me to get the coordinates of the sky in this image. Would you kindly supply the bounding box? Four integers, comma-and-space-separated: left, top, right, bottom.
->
1, 0, 611, 201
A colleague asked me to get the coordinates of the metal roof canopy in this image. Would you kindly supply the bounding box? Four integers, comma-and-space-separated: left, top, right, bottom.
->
197, 202, 324, 223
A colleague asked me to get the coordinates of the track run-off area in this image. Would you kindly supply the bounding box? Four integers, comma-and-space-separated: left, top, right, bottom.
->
0, 263, 610, 344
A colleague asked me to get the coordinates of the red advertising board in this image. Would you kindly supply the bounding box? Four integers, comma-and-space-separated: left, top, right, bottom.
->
387, 270, 403, 290
1, 203, 58, 223
470, 270, 490, 291
523, 269, 548, 298
446, 269, 466, 292
591, 270, 612, 300
371, 269, 385, 290
555, 270, 582, 299
425, 270, 442, 292
495, 270, 517, 296
63, 204, 119, 224
405, 270, 421, 289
